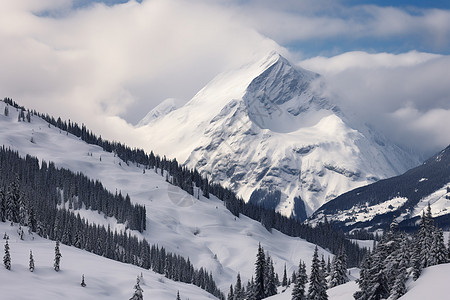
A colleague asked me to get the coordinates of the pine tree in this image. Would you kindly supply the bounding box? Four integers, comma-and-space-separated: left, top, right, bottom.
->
282, 263, 288, 286
54, 240, 62, 271
307, 246, 328, 300
3, 240, 11, 270
130, 276, 144, 300
176, 290, 181, 300
329, 247, 349, 288
254, 243, 265, 300
234, 273, 244, 300
29, 250, 35, 272
228, 284, 234, 300
264, 254, 277, 297
4, 105, 8, 116
292, 260, 307, 300
430, 228, 448, 265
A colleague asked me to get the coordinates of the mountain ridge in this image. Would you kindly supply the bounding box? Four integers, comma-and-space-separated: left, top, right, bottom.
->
138, 51, 421, 218
308, 144, 450, 231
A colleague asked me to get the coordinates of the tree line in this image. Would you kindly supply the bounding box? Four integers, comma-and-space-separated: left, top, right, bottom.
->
1, 98, 368, 267
354, 204, 449, 300
0, 146, 223, 299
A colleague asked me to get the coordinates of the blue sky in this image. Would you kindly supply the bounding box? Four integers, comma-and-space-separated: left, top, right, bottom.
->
69, 0, 450, 57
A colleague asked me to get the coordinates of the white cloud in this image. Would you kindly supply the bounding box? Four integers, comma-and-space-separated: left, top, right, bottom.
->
301, 51, 450, 155
0, 0, 448, 157
0, 0, 281, 146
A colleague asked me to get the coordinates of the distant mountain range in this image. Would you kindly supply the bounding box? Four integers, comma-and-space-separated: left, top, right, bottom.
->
309, 144, 450, 231
137, 51, 421, 219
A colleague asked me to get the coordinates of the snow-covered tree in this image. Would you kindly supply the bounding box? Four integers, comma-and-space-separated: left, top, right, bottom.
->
292, 260, 307, 300
54, 240, 62, 271
130, 276, 144, 300
176, 290, 180, 300
308, 246, 328, 300
29, 250, 35, 272
234, 273, 244, 300
81, 274, 86, 287
430, 228, 448, 265
264, 254, 277, 297
3, 240, 11, 270
329, 247, 349, 288
254, 243, 265, 300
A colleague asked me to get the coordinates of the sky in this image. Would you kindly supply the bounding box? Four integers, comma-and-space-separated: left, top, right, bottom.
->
0, 0, 449, 157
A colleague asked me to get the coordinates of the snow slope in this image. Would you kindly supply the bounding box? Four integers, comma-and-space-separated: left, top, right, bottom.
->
0, 223, 217, 300
0, 101, 334, 294
265, 263, 450, 300
137, 98, 186, 127
136, 51, 420, 218
309, 144, 450, 231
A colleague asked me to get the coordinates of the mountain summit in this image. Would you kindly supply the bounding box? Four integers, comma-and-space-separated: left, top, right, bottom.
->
138, 52, 420, 219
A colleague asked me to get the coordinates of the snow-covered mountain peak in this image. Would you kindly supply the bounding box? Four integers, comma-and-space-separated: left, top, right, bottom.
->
139, 52, 421, 218
243, 52, 338, 133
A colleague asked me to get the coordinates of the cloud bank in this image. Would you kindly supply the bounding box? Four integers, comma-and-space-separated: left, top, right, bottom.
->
301, 51, 450, 155
0, 0, 448, 156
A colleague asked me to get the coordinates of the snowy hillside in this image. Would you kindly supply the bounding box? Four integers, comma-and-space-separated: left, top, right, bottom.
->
137, 51, 420, 219
309, 144, 450, 231
0, 101, 335, 294
0, 223, 216, 300
263, 263, 450, 300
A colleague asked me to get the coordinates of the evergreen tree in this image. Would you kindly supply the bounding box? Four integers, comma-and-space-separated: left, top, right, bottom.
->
329, 247, 349, 288
176, 290, 181, 300
282, 263, 288, 287
81, 274, 86, 287
321, 255, 327, 279
430, 228, 448, 265
234, 273, 244, 300
264, 254, 277, 297
29, 250, 35, 272
130, 276, 144, 300
54, 241, 62, 271
4, 105, 8, 116
307, 246, 328, 300
228, 285, 234, 300
292, 260, 307, 300
3, 240, 11, 270
254, 244, 265, 300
